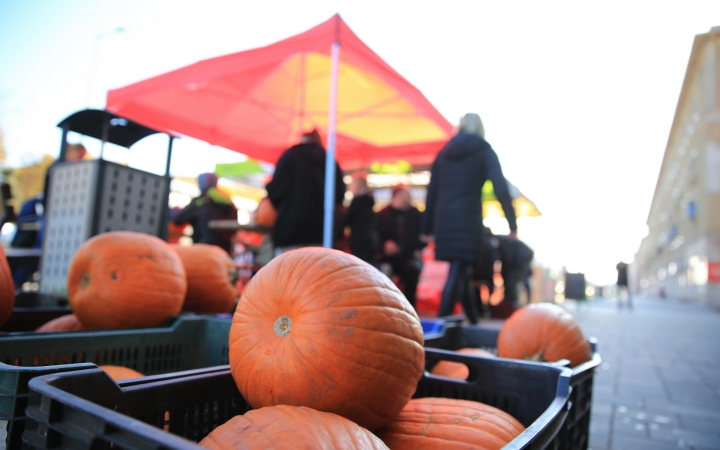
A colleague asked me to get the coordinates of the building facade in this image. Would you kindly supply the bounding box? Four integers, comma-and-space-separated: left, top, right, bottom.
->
636, 27, 720, 306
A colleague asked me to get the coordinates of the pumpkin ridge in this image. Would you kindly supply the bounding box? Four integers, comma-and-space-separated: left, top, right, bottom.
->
297, 333, 422, 388
296, 289, 414, 314
298, 322, 424, 352
395, 410, 522, 434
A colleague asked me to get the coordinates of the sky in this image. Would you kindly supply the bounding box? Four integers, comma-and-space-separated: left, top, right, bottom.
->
1, 0, 719, 285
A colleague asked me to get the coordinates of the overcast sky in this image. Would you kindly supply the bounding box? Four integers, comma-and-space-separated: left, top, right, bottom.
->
1, 0, 718, 284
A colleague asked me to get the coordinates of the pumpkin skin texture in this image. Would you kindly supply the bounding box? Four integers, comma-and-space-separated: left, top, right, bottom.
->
255, 197, 276, 227
172, 244, 237, 313
199, 405, 388, 450
36, 314, 85, 332
68, 231, 187, 329
99, 365, 144, 381
497, 303, 591, 367
229, 247, 425, 431
376, 398, 525, 450
0, 245, 15, 327
430, 348, 495, 380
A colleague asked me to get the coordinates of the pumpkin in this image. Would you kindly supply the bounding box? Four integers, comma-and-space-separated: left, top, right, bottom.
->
255, 197, 276, 227
199, 405, 388, 450
430, 348, 495, 380
0, 245, 15, 327
68, 231, 186, 329
229, 247, 424, 431
172, 244, 237, 313
497, 303, 591, 367
376, 398, 525, 450
36, 314, 85, 332
99, 365, 144, 381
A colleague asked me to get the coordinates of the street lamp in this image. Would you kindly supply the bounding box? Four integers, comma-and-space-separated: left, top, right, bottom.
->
85, 27, 126, 107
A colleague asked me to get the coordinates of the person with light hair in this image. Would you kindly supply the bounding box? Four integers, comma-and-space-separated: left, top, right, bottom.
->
422, 113, 517, 323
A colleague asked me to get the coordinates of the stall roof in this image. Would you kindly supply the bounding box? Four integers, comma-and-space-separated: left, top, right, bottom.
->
57, 109, 163, 148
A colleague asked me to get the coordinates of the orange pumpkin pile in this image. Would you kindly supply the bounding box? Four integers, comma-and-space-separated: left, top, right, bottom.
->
200, 248, 525, 449
498, 302, 591, 367
172, 244, 237, 313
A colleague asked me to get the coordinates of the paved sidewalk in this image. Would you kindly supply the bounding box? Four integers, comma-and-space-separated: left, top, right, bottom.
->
563, 296, 720, 450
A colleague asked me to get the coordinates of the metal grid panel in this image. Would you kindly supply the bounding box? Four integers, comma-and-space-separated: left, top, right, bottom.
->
39, 162, 97, 295
95, 163, 166, 235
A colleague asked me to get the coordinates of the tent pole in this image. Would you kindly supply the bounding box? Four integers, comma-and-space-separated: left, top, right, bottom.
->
323, 41, 341, 248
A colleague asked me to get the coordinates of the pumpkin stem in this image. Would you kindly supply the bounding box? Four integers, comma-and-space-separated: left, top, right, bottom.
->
274, 315, 292, 337
80, 272, 91, 289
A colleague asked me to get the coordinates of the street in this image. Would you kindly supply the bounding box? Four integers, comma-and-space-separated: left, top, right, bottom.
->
564, 296, 720, 449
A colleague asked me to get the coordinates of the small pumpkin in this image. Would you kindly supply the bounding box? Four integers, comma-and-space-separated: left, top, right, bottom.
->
68, 231, 187, 330
199, 405, 388, 450
99, 365, 144, 381
255, 197, 276, 227
430, 348, 495, 380
36, 314, 85, 332
497, 303, 591, 367
229, 247, 424, 431
172, 244, 237, 313
0, 246, 15, 327
376, 398, 525, 449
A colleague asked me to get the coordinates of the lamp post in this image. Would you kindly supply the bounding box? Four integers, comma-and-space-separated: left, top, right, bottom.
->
85, 27, 125, 108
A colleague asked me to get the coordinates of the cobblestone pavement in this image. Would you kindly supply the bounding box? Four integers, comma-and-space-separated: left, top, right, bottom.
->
563, 296, 720, 450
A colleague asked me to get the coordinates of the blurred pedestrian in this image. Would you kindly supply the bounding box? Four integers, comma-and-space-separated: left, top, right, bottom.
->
265, 129, 346, 256
343, 172, 379, 265
171, 173, 238, 254
377, 184, 425, 308
616, 261, 632, 309
422, 113, 517, 323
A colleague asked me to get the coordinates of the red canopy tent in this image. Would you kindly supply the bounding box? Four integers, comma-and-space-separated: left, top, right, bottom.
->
107, 14, 453, 246
106, 14, 453, 170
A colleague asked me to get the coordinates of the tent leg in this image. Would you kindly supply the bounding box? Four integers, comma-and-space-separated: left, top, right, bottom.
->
323, 42, 341, 248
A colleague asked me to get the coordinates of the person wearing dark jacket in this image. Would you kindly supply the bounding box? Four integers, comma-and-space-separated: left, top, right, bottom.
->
343, 172, 379, 265
265, 130, 346, 255
171, 173, 238, 254
378, 185, 425, 308
422, 113, 518, 323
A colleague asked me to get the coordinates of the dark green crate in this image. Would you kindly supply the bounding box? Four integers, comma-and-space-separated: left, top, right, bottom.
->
0, 315, 231, 449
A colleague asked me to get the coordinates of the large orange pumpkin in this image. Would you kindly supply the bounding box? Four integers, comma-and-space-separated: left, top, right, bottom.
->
99, 365, 144, 381
430, 348, 495, 380
255, 197, 276, 227
376, 398, 525, 449
229, 247, 424, 431
36, 314, 85, 332
68, 231, 186, 329
172, 244, 237, 313
0, 245, 15, 327
199, 405, 388, 450
497, 303, 591, 367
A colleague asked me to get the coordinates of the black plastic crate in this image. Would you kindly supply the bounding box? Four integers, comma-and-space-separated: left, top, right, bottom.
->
0, 292, 70, 334
425, 321, 601, 450
0, 315, 231, 449
21, 349, 571, 450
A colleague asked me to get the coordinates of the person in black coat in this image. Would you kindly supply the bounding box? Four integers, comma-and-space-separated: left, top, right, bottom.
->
422, 113, 518, 323
377, 185, 425, 308
171, 173, 238, 254
265, 130, 346, 255
343, 172, 379, 265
